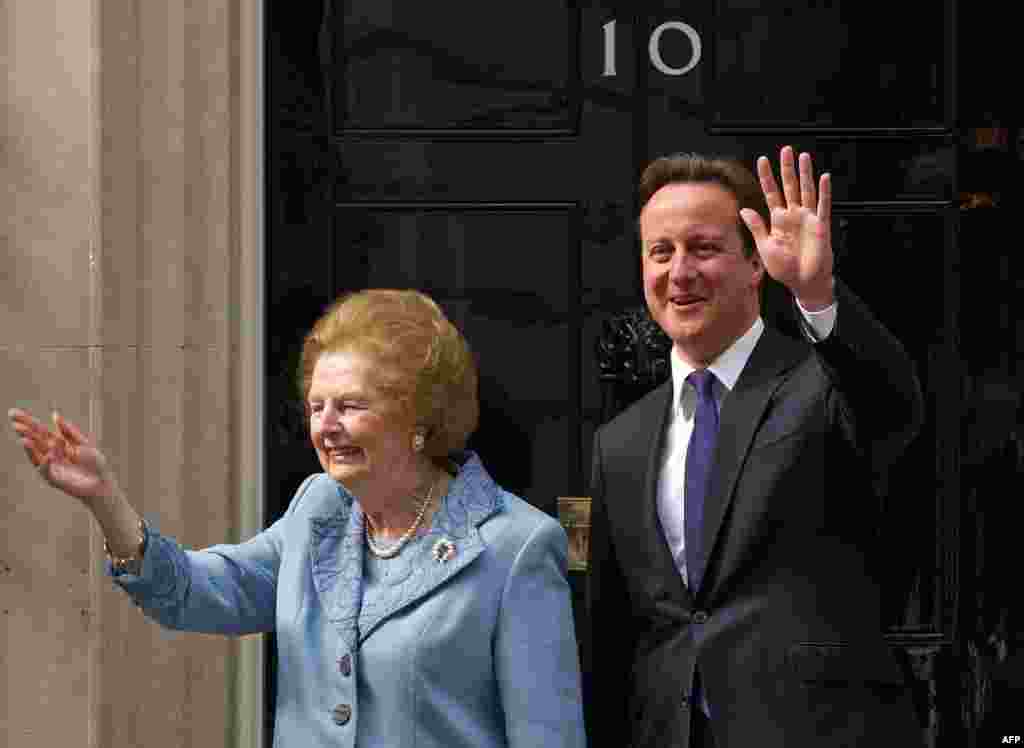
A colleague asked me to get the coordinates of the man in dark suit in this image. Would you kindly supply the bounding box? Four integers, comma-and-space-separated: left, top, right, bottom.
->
584, 147, 925, 747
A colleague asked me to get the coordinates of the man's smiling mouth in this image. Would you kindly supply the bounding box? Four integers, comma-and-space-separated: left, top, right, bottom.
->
670, 295, 706, 308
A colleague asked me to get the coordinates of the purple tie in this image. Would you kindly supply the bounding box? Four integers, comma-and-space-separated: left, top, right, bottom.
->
685, 369, 718, 593
685, 369, 719, 719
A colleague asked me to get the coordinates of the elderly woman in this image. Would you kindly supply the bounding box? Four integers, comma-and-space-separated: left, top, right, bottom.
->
8, 289, 587, 748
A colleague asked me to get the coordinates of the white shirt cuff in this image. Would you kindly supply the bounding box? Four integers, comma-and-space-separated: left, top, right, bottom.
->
796, 297, 838, 341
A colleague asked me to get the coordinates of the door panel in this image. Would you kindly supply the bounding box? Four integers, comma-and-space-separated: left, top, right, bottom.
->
708, 0, 953, 133
336, 1, 579, 134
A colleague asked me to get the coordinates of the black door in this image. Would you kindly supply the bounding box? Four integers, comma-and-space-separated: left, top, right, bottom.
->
265, 2, 1019, 745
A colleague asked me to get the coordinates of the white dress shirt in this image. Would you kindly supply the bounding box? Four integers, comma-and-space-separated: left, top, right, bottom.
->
656, 300, 837, 587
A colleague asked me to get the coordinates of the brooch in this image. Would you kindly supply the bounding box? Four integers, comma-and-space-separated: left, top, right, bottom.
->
432, 538, 456, 563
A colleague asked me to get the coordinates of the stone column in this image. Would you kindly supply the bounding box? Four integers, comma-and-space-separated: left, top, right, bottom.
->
1, 1, 264, 746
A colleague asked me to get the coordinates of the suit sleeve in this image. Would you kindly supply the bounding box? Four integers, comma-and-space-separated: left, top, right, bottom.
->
494, 515, 587, 748
808, 278, 925, 470
583, 428, 634, 748
108, 473, 318, 635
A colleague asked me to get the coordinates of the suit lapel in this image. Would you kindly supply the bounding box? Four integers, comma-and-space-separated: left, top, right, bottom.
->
637, 382, 693, 607
308, 454, 503, 651
697, 327, 806, 595
310, 491, 364, 654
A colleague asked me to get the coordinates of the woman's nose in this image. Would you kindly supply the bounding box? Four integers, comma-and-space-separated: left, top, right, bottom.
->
319, 404, 342, 430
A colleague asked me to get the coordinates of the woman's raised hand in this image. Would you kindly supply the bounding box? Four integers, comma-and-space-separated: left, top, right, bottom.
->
8, 409, 119, 506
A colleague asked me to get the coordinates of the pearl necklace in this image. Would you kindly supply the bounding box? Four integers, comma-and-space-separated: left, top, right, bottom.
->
365, 477, 436, 559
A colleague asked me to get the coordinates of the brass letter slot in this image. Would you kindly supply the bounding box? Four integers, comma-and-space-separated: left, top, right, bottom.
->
556, 497, 592, 572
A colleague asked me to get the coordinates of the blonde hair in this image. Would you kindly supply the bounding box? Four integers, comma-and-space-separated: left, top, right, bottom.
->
298, 289, 479, 460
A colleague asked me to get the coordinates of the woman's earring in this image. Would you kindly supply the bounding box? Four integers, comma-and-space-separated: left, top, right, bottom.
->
412, 432, 426, 452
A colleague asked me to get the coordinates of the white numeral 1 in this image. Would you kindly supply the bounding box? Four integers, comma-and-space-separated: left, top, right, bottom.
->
602, 20, 617, 77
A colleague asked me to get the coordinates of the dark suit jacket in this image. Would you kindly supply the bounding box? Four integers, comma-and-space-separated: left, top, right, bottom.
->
584, 280, 926, 748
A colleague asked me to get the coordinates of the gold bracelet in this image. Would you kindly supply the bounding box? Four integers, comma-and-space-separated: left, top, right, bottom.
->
104, 518, 148, 574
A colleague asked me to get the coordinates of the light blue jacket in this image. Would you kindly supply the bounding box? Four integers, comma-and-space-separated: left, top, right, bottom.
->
110, 452, 587, 748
